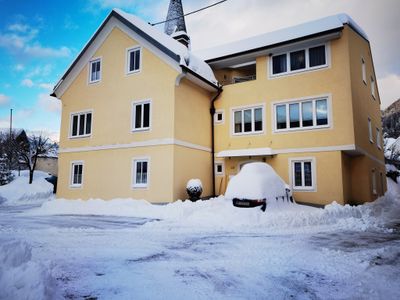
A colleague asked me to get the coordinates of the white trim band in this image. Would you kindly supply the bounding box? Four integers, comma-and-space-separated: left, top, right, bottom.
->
59, 138, 211, 153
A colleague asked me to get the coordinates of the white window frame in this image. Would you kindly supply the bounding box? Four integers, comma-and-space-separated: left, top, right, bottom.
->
214, 109, 225, 125
376, 128, 381, 150
231, 104, 265, 136
272, 95, 331, 133
215, 161, 225, 176
132, 99, 152, 132
372, 169, 377, 195
126, 46, 142, 75
361, 57, 366, 84
88, 57, 101, 84
289, 157, 316, 191
70, 160, 84, 188
132, 157, 150, 189
370, 76, 376, 99
69, 110, 93, 139
368, 117, 373, 143
269, 43, 329, 78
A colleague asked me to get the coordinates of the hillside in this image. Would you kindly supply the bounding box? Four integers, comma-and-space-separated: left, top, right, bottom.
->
382, 98, 400, 138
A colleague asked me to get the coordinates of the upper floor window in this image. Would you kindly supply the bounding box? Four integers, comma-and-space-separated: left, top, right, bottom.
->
89, 58, 101, 83
368, 117, 373, 143
232, 106, 263, 135
376, 128, 381, 149
70, 161, 83, 187
274, 98, 329, 132
371, 76, 376, 98
127, 47, 141, 74
271, 44, 327, 76
70, 111, 92, 138
291, 159, 315, 191
132, 158, 149, 188
132, 100, 151, 131
361, 57, 366, 84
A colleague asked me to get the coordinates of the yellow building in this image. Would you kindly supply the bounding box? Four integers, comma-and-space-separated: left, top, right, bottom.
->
51, 6, 385, 205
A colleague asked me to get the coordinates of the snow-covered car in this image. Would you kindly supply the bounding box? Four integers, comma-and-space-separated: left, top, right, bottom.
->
225, 162, 292, 211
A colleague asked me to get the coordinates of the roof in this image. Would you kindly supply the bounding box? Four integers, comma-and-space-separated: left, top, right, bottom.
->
195, 13, 368, 62
52, 8, 219, 97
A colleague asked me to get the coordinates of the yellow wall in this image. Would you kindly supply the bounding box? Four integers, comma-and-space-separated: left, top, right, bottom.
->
57, 146, 174, 202
59, 27, 179, 150
214, 31, 354, 154
36, 157, 58, 176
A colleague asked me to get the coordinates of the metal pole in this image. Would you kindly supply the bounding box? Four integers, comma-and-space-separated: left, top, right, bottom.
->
9, 109, 13, 170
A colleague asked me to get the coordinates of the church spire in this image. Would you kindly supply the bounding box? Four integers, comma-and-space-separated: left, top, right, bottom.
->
164, 0, 190, 48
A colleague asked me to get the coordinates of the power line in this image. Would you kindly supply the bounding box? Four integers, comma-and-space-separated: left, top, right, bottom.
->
150, 0, 228, 26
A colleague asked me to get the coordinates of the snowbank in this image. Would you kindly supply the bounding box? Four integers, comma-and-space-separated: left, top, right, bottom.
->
0, 240, 60, 300
0, 170, 53, 205
29, 178, 400, 233
225, 162, 287, 200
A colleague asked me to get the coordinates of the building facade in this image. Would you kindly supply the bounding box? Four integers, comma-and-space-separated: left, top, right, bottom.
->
51, 6, 385, 205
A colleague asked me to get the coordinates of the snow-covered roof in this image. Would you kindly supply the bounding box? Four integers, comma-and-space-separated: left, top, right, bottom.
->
52, 9, 218, 97
196, 13, 368, 62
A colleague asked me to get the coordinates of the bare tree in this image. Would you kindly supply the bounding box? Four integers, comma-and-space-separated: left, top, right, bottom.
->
15, 134, 57, 184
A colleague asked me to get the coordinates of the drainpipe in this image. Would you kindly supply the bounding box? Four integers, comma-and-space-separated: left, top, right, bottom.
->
210, 87, 222, 197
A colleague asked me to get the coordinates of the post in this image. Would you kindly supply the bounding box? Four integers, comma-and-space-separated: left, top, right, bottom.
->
8, 109, 13, 170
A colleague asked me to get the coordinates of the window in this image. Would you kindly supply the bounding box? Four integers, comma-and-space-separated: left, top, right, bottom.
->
70, 111, 92, 138
132, 100, 151, 131
271, 44, 327, 76
70, 161, 83, 187
371, 76, 376, 98
274, 98, 329, 132
291, 159, 315, 190
233, 106, 263, 135
368, 118, 373, 143
127, 47, 141, 74
376, 128, 381, 149
361, 57, 366, 84
215, 162, 224, 176
132, 159, 149, 188
372, 169, 377, 195
214, 110, 224, 124
89, 58, 101, 83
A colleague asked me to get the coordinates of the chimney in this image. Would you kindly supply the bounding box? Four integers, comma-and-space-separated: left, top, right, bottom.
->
164, 0, 190, 48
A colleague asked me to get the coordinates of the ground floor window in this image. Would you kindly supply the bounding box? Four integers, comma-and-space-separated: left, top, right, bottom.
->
290, 158, 315, 191
70, 161, 83, 187
372, 169, 377, 195
132, 158, 149, 188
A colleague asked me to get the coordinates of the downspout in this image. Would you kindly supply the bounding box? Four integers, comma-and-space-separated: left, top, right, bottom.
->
210, 87, 222, 197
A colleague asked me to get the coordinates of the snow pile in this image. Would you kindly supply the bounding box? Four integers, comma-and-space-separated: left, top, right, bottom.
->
29, 178, 400, 234
0, 171, 53, 205
0, 240, 60, 300
225, 162, 287, 200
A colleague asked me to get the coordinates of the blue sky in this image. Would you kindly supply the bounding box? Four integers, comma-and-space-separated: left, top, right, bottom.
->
0, 0, 399, 141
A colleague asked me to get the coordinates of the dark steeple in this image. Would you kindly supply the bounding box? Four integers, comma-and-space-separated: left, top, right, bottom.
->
164, 0, 190, 48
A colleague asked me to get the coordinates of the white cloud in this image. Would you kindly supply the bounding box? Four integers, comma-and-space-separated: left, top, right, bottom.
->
14, 64, 24, 71
21, 78, 34, 87
24, 45, 71, 58
26, 64, 53, 78
0, 94, 10, 106
38, 93, 61, 113
39, 83, 53, 90
64, 15, 79, 30
378, 74, 400, 109
8, 23, 30, 33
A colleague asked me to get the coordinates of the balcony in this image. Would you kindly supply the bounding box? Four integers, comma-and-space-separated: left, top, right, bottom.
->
215, 62, 256, 86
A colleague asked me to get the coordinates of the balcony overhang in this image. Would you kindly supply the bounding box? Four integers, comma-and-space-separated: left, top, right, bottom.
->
216, 147, 273, 158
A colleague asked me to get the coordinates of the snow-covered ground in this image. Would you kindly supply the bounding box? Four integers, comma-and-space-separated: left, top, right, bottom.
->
0, 172, 400, 299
